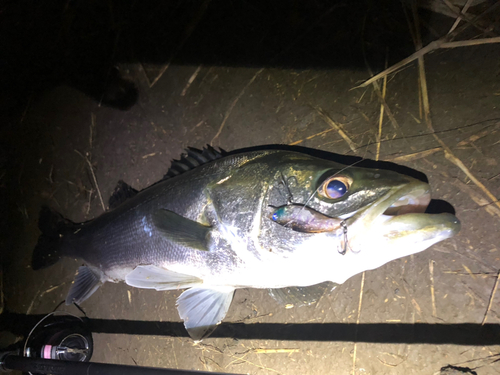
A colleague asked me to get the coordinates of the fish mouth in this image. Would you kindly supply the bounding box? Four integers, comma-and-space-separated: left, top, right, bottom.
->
382, 187, 431, 216
351, 181, 461, 243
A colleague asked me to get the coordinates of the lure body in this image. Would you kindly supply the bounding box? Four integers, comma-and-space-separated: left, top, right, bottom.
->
270, 204, 342, 233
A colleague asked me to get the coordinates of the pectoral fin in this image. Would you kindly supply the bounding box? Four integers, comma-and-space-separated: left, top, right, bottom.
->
66, 266, 103, 305
177, 287, 235, 341
152, 209, 211, 251
125, 265, 202, 290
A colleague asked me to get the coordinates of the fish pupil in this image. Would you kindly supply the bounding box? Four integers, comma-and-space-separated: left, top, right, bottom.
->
326, 180, 347, 199
272, 213, 279, 221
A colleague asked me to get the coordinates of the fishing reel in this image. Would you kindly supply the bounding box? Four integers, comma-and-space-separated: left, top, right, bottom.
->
1, 312, 93, 374
23, 312, 93, 363
1, 311, 238, 375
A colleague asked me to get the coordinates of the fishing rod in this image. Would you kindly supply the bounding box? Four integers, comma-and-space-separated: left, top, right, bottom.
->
0, 312, 239, 375
0, 355, 234, 375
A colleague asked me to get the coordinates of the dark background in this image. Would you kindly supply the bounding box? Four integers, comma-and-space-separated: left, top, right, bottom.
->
1, 1, 500, 374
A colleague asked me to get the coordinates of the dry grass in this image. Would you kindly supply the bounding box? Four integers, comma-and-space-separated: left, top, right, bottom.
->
402, 0, 500, 333
386, 147, 442, 163
482, 270, 500, 325
352, 271, 366, 375
357, 1, 500, 89
211, 69, 264, 145
74, 150, 106, 212
376, 54, 389, 161
315, 107, 358, 152
181, 65, 203, 96
288, 128, 337, 146
429, 260, 437, 317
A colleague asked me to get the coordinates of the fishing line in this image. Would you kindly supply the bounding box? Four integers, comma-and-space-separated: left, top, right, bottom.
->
23, 309, 87, 375
270, 146, 370, 250
299, 158, 365, 212
299, 141, 371, 213
274, 159, 364, 238
291, 145, 371, 253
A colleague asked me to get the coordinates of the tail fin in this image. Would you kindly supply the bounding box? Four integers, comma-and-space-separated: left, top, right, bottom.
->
32, 206, 76, 270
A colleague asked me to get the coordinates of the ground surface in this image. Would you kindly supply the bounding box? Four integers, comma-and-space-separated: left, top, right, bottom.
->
1, 1, 500, 374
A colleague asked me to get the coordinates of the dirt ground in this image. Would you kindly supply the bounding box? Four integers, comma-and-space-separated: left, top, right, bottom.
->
1, 1, 500, 374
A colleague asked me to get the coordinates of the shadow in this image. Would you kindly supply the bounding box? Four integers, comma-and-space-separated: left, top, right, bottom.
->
426, 199, 456, 215
1, 311, 499, 345
0, 0, 426, 112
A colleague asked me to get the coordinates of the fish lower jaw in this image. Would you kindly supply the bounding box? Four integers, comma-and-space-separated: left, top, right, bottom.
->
349, 184, 459, 243
347, 184, 432, 233
348, 212, 460, 262
377, 212, 460, 235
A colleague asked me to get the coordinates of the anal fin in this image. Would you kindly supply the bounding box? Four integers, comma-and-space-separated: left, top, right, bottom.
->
66, 266, 103, 305
125, 265, 202, 290
177, 287, 235, 341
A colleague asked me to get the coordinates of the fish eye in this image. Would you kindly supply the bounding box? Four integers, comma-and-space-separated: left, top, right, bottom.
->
319, 176, 352, 199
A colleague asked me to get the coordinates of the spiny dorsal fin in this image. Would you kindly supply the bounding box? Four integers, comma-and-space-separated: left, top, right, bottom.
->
107, 147, 224, 209
163, 145, 225, 179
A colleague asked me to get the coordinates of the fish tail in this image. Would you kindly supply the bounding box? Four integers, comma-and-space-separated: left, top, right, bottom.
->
32, 206, 76, 270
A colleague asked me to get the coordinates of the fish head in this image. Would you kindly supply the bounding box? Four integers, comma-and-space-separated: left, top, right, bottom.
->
264, 154, 460, 284
326, 166, 460, 282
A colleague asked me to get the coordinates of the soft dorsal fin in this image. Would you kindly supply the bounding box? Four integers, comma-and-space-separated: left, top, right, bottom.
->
108, 180, 139, 209
163, 145, 225, 179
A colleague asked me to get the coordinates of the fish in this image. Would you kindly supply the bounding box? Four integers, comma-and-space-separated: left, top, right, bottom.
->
32, 147, 461, 340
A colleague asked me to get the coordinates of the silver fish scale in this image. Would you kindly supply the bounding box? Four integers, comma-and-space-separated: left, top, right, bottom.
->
63, 151, 280, 280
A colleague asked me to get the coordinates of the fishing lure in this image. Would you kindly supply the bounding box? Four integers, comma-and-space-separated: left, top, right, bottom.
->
269, 204, 342, 233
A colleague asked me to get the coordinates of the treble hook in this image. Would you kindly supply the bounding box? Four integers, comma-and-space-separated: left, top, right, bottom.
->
279, 172, 296, 204
339, 220, 348, 255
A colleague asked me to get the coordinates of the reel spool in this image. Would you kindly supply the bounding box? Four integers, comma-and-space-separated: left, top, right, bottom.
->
24, 312, 93, 363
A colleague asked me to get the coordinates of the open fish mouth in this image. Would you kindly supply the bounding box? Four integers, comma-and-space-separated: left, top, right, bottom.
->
382, 188, 431, 216
375, 183, 460, 241
352, 181, 460, 243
